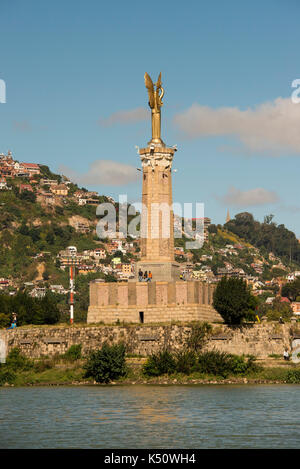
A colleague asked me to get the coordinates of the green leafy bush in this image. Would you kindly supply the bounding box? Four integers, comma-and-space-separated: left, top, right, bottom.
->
143, 348, 259, 378
174, 350, 197, 375
0, 368, 16, 385
286, 369, 300, 384
83, 343, 127, 383
196, 350, 233, 377
196, 351, 259, 377
63, 344, 82, 361
186, 322, 212, 352
0, 313, 10, 328
143, 350, 176, 377
5, 348, 33, 371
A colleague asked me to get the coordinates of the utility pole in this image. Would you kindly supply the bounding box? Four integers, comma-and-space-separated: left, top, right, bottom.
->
69, 264, 75, 324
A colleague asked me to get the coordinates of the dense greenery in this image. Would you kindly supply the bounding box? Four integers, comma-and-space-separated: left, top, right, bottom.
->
286, 369, 300, 384
0, 346, 84, 386
143, 350, 177, 376
62, 344, 82, 361
225, 212, 300, 265
5, 347, 33, 371
185, 322, 212, 351
83, 343, 127, 383
0, 291, 60, 326
0, 345, 299, 387
258, 297, 293, 322
213, 277, 258, 324
142, 349, 260, 378
0, 348, 33, 385
282, 278, 300, 301
196, 351, 259, 377
0, 177, 104, 282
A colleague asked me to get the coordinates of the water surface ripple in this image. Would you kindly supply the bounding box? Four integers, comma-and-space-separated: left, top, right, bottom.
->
0, 384, 300, 448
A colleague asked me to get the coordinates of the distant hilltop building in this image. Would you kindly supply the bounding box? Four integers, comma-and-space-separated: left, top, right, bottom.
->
0, 150, 40, 178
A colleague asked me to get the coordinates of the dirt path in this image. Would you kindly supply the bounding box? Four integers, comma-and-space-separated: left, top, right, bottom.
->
35, 262, 45, 281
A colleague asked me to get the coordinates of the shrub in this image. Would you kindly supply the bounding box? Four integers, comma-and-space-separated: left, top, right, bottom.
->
0, 368, 16, 385
196, 350, 233, 377
0, 313, 10, 328
143, 350, 176, 377
229, 354, 259, 374
213, 277, 258, 324
63, 344, 82, 362
83, 343, 127, 383
174, 350, 197, 375
196, 350, 259, 378
33, 359, 53, 373
6, 348, 33, 371
186, 322, 212, 352
286, 369, 300, 384
142, 348, 259, 378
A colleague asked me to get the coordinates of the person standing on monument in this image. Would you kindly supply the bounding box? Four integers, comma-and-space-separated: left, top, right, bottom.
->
148, 271, 152, 282
138, 269, 143, 282
144, 271, 148, 282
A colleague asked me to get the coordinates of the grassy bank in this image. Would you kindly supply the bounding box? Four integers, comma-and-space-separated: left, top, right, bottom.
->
1, 349, 300, 387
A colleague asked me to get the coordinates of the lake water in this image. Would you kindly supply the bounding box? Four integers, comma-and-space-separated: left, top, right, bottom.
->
0, 384, 300, 449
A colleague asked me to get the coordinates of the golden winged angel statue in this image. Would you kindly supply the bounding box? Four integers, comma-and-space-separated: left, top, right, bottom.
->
144, 72, 164, 144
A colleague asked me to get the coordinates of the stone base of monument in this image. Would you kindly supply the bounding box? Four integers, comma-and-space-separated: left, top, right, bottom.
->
134, 260, 180, 282
87, 280, 221, 324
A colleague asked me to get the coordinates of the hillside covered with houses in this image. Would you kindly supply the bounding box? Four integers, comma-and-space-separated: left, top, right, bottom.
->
1, 150, 300, 322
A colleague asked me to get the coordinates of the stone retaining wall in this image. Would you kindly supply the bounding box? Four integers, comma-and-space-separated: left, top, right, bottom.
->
1, 322, 298, 360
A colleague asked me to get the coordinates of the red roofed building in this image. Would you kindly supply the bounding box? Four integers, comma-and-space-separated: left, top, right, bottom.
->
280, 297, 290, 303
19, 184, 33, 193
20, 163, 41, 175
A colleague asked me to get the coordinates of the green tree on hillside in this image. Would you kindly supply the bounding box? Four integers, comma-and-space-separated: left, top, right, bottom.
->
282, 278, 300, 301
213, 277, 257, 325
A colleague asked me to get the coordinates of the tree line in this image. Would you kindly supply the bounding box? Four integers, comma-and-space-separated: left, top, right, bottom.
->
225, 212, 300, 264
0, 291, 60, 328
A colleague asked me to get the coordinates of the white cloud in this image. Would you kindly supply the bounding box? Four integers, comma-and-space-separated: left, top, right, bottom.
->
99, 107, 148, 126
59, 160, 139, 186
174, 97, 300, 155
218, 186, 279, 207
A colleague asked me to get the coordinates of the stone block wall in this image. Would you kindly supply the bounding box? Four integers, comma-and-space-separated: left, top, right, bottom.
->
87, 280, 220, 324
1, 322, 297, 360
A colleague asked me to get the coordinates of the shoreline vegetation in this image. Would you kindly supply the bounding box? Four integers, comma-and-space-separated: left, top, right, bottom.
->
1, 345, 300, 388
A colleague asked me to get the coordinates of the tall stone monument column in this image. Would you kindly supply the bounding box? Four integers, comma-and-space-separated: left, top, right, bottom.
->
135, 73, 180, 281
87, 71, 221, 325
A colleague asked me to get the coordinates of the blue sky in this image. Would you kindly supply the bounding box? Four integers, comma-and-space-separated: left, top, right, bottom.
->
1, 0, 300, 235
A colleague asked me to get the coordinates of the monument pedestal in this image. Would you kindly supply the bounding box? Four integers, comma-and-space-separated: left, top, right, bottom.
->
87, 280, 221, 324
135, 260, 180, 282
